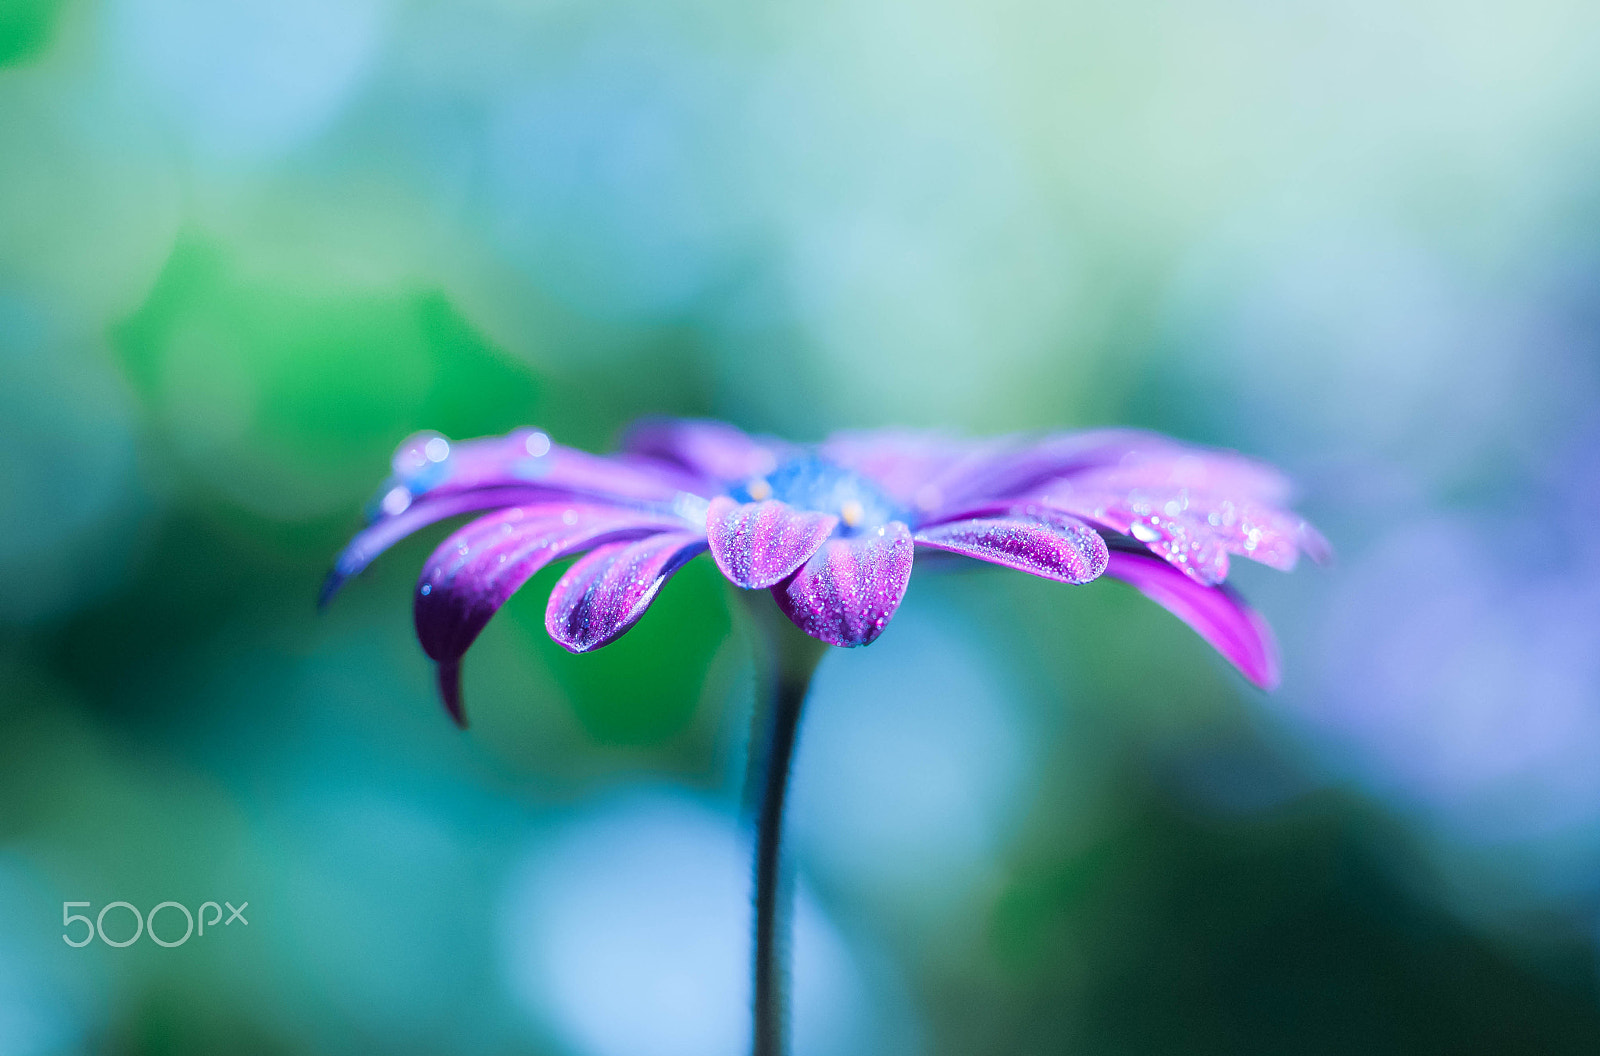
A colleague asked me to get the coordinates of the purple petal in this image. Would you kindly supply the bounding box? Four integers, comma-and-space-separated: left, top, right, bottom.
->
620, 418, 788, 486
1017, 444, 1324, 584
820, 429, 1204, 524
1105, 549, 1280, 689
1039, 483, 1317, 584
705, 496, 839, 589
1041, 486, 1234, 584
820, 430, 976, 499
388, 428, 699, 507
436, 659, 466, 728
545, 532, 709, 653
912, 507, 1109, 584
833, 428, 1173, 519
321, 485, 564, 607
772, 522, 915, 647
414, 503, 689, 669
819, 430, 1012, 517
985, 430, 1291, 504
1298, 520, 1334, 565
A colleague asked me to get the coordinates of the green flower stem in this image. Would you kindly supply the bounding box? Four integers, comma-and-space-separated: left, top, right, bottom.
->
738, 591, 828, 1056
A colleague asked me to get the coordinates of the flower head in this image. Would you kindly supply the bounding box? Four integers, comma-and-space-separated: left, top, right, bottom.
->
324, 419, 1327, 724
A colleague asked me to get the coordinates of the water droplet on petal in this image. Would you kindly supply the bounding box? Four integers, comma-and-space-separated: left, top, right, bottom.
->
380, 486, 412, 516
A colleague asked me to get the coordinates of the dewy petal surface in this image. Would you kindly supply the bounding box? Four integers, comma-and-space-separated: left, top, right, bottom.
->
321, 485, 562, 607
773, 522, 915, 647
913, 507, 1109, 584
1023, 443, 1324, 584
414, 503, 687, 667
545, 531, 709, 652
620, 418, 786, 487
1104, 550, 1281, 689
705, 496, 839, 589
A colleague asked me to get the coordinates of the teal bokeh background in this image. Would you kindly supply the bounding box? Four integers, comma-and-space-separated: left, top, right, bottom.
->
5, 0, 1600, 1052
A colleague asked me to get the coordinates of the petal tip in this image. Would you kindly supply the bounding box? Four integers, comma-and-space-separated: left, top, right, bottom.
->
437, 660, 468, 728
913, 508, 1109, 585
544, 534, 706, 654
1106, 550, 1284, 691
1300, 521, 1334, 567
1239, 601, 1282, 690
316, 571, 342, 611
1250, 669, 1282, 692
771, 523, 914, 648
706, 497, 838, 589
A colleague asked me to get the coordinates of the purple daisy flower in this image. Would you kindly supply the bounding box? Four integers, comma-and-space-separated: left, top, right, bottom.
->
324, 417, 1324, 1056
324, 419, 1326, 722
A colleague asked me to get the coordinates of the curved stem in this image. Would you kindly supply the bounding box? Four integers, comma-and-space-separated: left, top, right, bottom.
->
737, 591, 827, 1056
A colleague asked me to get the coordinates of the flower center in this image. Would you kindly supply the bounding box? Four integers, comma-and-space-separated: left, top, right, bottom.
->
731, 454, 901, 535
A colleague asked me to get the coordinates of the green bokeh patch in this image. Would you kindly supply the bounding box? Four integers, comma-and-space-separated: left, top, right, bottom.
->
115, 236, 541, 518
508, 556, 732, 747
0, 0, 62, 67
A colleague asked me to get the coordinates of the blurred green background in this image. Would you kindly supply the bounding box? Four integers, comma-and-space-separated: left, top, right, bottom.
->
5, 0, 1600, 1052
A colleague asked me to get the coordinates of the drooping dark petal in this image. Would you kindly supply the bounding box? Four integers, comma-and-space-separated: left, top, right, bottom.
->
620, 418, 788, 487
436, 659, 466, 728
414, 503, 689, 676
545, 531, 709, 653
1104, 549, 1281, 689
705, 496, 839, 589
772, 522, 915, 647
912, 507, 1109, 584
321, 485, 565, 608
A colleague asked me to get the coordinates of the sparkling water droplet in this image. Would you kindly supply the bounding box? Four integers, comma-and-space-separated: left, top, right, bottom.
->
380, 486, 411, 516
425, 437, 451, 462
525, 431, 551, 457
